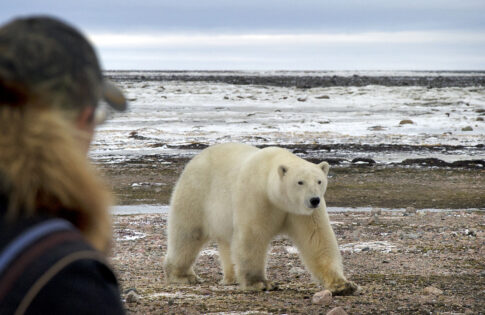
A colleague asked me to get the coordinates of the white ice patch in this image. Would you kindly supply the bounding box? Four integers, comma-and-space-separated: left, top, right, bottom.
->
147, 292, 208, 300
200, 249, 219, 256
330, 221, 345, 225
117, 229, 147, 241
90, 78, 485, 164
339, 241, 396, 253
112, 204, 170, 215
285, 246, 299, 255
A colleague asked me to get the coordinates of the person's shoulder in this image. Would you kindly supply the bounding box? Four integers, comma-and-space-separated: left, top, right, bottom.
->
29, 256, 125, 315
0, 216, 125, 315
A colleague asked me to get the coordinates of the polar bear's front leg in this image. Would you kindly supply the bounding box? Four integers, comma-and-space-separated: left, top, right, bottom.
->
218, 241, 237, 285
286, 210, 359, 295
232, 226, 276, 291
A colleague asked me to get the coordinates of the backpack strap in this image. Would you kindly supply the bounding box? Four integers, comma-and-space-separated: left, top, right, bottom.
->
0, 219, 74, 275
0, 218, 106, 314
15, 250, 107, 315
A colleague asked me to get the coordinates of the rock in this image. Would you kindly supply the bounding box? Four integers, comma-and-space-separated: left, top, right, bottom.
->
405, 233, 420, 240
461, 126, 473, 131
351, 230, 360, 241
367, 214, 379, 225
315, 95, 330, 99
423, 286, 443, 295
351, 158, 376, 166
297, 97, 307, 102
371, 208, 382, 216
289, 266, 306, 275
326, 306, 348, 315
451, 159, 485, 168
312, 289, 332, 305
401, 158, 449, 167
198, 288, 212, 295
477, 117, 484, 121
405, 207, 416, 215
368, 125, 386, 131
399, 119, 414, 125
126, 290, 141, 303
129, 131, 150, 140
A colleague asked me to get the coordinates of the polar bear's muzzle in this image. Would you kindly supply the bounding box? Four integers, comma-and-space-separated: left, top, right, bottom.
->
307, 197, 321, 209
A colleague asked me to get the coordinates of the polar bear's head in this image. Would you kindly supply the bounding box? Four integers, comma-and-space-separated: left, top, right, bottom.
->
269, 161, 330, 215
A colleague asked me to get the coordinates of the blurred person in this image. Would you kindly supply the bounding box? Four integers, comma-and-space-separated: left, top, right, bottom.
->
0, 16, 127, 314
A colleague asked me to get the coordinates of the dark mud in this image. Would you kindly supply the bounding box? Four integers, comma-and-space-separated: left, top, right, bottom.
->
96, 150, 485, 209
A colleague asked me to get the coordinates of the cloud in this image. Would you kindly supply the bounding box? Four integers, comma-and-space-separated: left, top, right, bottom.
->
89, 31, 485, 48
90, 31, 485, 70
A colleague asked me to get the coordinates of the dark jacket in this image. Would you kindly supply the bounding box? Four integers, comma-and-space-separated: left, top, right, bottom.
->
0, 205, 125, 315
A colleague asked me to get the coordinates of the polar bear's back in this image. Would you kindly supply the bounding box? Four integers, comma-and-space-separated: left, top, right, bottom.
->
169, 143, 259, 239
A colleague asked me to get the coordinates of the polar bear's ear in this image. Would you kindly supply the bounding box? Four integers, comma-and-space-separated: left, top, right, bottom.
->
278, 165, 288, 178
318, 161, 330, 176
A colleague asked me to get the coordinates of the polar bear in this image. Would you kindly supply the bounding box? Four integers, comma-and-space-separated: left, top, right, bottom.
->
164, 143, 358, 295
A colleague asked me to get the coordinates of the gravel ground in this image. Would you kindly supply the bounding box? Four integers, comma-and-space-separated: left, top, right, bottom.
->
98, 152, 484, 314
110, 210, 484, 315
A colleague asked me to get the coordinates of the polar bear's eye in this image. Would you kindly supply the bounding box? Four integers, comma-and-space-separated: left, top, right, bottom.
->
298, 181, 304, 185
318, 180, 322, 185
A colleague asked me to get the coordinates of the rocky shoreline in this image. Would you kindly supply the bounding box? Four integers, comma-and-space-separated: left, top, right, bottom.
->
101, 141, 485, 169
106, 72, 485, 88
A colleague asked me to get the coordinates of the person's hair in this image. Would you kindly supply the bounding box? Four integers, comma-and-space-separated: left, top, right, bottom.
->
0, 102, 112, 252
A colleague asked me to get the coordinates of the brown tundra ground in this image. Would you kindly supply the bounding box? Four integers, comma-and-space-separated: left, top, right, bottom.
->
98, 157, 485, 314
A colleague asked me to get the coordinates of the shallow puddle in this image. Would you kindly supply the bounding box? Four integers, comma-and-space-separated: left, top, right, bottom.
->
112, 204, 482, 215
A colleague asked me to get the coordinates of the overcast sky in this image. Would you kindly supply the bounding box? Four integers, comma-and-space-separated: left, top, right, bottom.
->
2, 0, 485, 70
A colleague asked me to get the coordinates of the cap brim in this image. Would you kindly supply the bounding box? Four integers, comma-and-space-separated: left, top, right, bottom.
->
102, 80, 127, 111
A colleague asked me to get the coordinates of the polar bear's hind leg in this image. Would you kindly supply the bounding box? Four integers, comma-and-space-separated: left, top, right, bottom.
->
164, 225, 208, 284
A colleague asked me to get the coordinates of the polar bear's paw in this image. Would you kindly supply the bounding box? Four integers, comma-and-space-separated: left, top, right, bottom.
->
329, 280, 360, 296
221, 276, 238, 286
242, 279, 278, 291
167, 274, 200, 285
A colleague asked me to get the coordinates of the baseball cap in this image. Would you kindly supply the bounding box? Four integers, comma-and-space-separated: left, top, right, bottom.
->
0, 16, 127, 113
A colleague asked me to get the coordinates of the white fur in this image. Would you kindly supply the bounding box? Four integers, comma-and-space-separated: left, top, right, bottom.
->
164, 143, 357, 294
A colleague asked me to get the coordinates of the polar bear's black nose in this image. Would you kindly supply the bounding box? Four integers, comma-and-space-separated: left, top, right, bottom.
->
310, 197, 320, 207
